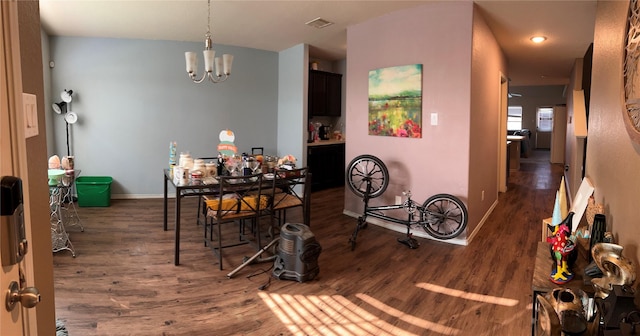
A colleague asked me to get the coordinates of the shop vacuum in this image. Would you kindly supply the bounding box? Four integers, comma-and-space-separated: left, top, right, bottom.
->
273, 223, 322, 282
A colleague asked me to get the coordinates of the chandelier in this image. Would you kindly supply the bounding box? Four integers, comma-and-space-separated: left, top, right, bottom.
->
184, 0, 233, 83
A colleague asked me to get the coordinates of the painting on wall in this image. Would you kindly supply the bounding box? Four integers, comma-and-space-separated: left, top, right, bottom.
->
368, 64, 422, 138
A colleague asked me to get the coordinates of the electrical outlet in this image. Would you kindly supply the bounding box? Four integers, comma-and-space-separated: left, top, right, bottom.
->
481, 190, 485, 201
430, 113, 438, 126
395, 195, 402, 204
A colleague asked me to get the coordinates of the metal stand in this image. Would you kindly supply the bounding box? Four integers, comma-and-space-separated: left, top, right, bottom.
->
49, 178, 83, 257
58, 181, 84, 232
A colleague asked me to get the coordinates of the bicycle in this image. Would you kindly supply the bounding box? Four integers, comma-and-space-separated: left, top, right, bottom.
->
346, 154, 468, 250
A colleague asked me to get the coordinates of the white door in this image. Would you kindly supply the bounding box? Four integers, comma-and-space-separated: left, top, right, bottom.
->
535, 107, 554, 149
1, 1, 39, 334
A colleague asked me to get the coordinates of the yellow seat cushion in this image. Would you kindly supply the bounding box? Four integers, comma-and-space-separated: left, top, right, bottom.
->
243, 195, 269, 210
205, 194, 269, 216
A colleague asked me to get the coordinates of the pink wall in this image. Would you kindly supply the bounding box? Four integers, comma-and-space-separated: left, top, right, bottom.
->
345, 2, 487, 241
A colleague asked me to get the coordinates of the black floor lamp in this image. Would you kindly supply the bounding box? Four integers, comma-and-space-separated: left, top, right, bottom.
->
52, 89, 78, 157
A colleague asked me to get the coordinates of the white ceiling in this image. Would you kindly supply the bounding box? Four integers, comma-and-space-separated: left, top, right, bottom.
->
39, 0, 598, 86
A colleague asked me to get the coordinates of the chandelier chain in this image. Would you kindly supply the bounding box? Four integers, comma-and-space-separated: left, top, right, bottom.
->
206, 0, 211, 38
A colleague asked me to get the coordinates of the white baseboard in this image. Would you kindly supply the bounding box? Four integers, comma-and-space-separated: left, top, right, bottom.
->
465, 199, 498, 244
342, 209, 468, 246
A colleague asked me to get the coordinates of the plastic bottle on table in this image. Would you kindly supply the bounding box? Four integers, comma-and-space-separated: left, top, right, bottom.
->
169, 141, 177, 166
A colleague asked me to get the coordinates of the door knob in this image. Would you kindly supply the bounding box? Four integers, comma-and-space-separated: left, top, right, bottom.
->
5, 281, 40, 311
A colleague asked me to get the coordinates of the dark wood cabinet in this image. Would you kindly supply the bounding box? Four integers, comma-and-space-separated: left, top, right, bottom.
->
308, 70, 342, 117
307, 143, 345, 191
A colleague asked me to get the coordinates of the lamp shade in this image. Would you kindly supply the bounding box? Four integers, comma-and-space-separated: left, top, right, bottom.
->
214, 57, 223, 77
52, 102, 66, 114
223, 54, 233, 75
64, 112, 78, 124
203, 50, 215, 72
185, 52, 197, 74
61, 90, 73, 103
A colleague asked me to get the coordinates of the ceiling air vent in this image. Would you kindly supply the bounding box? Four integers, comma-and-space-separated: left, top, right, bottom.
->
305, 17, 334, 29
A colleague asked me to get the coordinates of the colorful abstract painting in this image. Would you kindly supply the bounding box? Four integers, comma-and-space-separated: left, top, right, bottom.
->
368, 64, 422, 138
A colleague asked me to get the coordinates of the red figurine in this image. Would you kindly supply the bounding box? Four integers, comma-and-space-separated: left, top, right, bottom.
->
547, 212, 576, 284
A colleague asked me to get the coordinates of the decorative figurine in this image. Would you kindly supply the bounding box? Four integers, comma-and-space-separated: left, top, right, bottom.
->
547, 212, 576, 284
591, 243, 636, 299
217, 129, 237, 157
277, 154, 297, 168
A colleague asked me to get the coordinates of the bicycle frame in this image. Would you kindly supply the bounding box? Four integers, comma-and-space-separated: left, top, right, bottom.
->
353, 177, 424, 249
363, 203, 421, 226
363, 184, 426, 221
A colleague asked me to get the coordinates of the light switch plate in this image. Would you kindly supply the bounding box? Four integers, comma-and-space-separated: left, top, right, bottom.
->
430, 113, 438, 126
23, 93, 38, 138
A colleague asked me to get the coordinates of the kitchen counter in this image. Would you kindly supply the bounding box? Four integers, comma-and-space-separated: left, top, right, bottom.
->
507, 135, 525, 171
307, 139, 346, 147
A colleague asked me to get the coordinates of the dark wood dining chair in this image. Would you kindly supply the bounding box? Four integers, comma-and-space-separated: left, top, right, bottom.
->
203, 172, 267, 270
267, 167, 312, 235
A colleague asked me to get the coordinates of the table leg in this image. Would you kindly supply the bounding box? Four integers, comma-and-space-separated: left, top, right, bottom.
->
531, 290, 541, 336
175, 192, 181, 266
164, 173, 169, 231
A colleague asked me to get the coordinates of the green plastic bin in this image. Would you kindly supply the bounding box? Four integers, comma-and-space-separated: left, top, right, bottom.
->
76, 176, 113, 207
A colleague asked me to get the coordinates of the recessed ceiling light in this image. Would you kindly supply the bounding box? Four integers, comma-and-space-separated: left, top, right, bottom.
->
305, 17, 334, 29
530, 36, 547, 44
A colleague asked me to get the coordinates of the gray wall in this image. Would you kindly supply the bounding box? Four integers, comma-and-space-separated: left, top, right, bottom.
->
48, 36, 279, 197
277, 44, 307, 166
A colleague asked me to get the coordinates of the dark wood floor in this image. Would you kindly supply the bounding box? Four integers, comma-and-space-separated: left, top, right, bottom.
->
54, 151, 561, 335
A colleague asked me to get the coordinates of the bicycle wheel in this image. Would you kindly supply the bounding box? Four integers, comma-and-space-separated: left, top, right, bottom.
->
346, 154, 389, 199
420, 194, 468, 239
